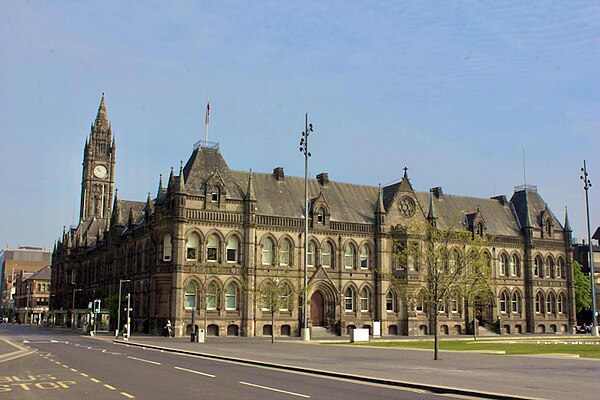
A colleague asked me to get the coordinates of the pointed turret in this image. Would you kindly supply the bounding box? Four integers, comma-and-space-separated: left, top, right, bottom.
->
375, 184, 386, 214
178, 161, 186, 191
157, 174, 164, 197
246, 171, 256, 201
398, 166, 415, 192
128, 207, 134, 228
111, 189, 123, 227
94, 93, 109, 129
145, 192, 155, 218
427, 190, 438, 222
564, 206, 572, 232
167, 167, 174, 192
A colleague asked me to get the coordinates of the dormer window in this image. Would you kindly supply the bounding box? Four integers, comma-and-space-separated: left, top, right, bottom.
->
211, 187, 220, 203
317, 209, 324, 224
545, 220, 552, 237
476, 222, 484, 236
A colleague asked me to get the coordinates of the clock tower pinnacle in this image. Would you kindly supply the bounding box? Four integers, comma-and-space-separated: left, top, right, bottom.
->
80, 94, 116, 221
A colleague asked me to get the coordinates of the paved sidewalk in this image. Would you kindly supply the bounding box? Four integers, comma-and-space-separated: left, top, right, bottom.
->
109, 335, 600, 400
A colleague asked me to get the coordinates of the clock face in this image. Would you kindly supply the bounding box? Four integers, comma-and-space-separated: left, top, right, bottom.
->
93, 164, 108, 179
398, 196, 416, 218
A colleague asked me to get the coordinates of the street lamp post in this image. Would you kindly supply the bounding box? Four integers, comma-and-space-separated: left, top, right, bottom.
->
25, 282, 31, 324
581, 160, 598, 336
72, 288, 82, 328
299, 113, 314, 342
117, 279, 131, 337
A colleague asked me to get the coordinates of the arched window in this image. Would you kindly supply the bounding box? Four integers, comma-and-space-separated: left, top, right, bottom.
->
163, 234, 172, 261
511, 292, 521, 314
558, 293, 566, 314
386, 291, 395, 312
262, 238, 273, 265
322, 242, 332, 268
42, 283, 46, 292
476, 222, 484, 236
344, 288, 354, 312
535, 292, 544, 314
279, 284, 292, 311
206, 282, 218, 310
344, 244, 354, 269
226, 236, 238, 263
499, 254, 508, 276
37, 283, 41, 291
317, 208, 325, 224
546, 293, 556, 314
279, 240, 291, 266
415, 292, 424, 312
557, 258, 565, 279
359, 288, 370, 312
534, 256, 542, 277
546, 257, 554, 278
307, 242, 315, 267
359, 245, 369, 269
184, 282, 197, 309
545, 220, 552, 237
225, 283, 237, 310
500, 291, 508, 313
206, 235, 219, 262
186, 233, 200, 261
510, 255, 519, 276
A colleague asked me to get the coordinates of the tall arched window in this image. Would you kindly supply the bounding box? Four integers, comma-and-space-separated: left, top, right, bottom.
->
211, 186, 220, 203
186, 233, 200, 261
225, 283, 237, 310
535, 292, 544, 313
307, 242, 315, 267
510, 255, 519, 276
534, 256, 542, 277
206, 282, 218, 310
344, 244, 354, 269
279, 284, 291, 311
386, 291, 395, 312
511, 292, 521, 314
499, 254, 508, 276
344, 288, 354, 312
262, 238, 273, 265
359, 288, 370, 312
184, 282, 197, 309
500, 291, 508, 313
261, 283, 273, 311
163, 234, 172, 261
546, 257, 554, 278
206, 235, 219, 262
279, 240, 290, 266
226, 236, 238, 263
322, 242, 332, 268
359, 245, 369, 269
557, 258, 565, 279
546, 293, 556, 314
558, 293, 566, 314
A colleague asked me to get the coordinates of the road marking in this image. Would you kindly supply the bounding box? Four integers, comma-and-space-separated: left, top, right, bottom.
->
239, 381, 311, 398
127, 356, 161, 365
91, 378, 101, 383
174, 366, 216, 378
70, 368, 78, 372
62, 365, 70, 368
104, 384, 116, 390
80, 373, 89, 377
121, 392, 135, 398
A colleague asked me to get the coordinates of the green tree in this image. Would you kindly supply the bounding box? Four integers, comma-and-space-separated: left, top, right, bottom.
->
573, 261, 591, 313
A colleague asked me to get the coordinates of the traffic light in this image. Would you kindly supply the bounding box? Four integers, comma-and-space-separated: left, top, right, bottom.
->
93, 299, 101, 313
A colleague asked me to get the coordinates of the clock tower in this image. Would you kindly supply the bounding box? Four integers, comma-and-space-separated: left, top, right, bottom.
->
80, 94, 116, 221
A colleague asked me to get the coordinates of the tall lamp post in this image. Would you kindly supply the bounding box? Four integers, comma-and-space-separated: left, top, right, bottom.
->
581, 160, 598, 336
72, 288, 82, 328
117, 279, 131, 337
299, 113, 314, 341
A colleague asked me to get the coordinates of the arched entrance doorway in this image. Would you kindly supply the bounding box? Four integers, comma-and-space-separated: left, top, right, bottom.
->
310, 291, 324, 326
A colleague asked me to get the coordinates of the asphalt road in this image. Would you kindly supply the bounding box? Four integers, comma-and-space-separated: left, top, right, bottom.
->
0, 325, 467, 400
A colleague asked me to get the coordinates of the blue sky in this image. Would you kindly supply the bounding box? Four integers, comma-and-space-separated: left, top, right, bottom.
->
1, 1, 598, 250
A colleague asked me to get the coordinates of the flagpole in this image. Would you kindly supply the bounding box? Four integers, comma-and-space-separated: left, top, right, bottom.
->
204, 96, 209, 144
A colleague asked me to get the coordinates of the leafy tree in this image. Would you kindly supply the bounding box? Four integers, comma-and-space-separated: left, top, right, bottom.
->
573, 261, 591, 313
390, 219, 495, 360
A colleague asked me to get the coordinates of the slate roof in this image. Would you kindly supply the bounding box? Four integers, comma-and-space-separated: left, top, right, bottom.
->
174, 147, 565, 238
28, 265, 51, 280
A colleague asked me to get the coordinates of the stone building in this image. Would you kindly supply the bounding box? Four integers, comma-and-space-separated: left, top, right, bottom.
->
51, 96, 576, 337
13, 266, 51, 324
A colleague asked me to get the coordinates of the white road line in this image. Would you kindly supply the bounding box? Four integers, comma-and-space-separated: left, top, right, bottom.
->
239, 381, 311, 398
121, 392, 135, 398
174, 366, 216, 378
104, 384, 116, 390
127, 356, 161, 365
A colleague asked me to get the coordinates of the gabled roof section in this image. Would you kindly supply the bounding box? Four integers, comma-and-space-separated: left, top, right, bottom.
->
510, 187, 562, 231
182, 147, 244, 198
28, 265, 51, 280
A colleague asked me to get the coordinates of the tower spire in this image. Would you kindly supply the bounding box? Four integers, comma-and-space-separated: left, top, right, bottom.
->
157, 174, 163, 196
94, 93, 109, 129
564, 206, 572, 232
375, 184, 385, 214
246, 170, 256, 201
427, 190, 438, 222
